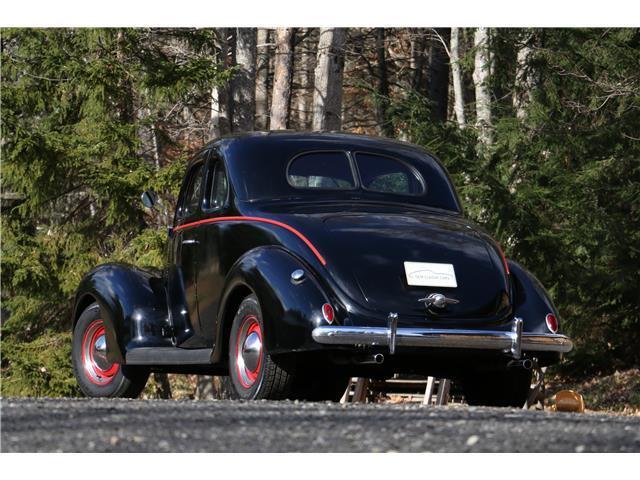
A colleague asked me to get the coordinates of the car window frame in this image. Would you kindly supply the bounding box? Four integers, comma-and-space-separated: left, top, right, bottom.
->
351, 150, 427, 197
203, 152, 230, 214
175, 152, 208, 225
285, 150, 359, 192
180, 162, 206, 220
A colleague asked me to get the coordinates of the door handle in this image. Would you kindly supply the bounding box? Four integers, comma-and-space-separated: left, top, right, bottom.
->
182, 239, 199, 245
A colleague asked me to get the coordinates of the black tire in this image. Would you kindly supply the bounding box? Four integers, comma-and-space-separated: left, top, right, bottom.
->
461, 368, 532, 407
72, 303, 149, 398
228, 295, 296, 400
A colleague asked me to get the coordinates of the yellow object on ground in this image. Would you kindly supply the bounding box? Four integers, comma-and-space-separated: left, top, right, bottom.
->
553, 390, 585, 413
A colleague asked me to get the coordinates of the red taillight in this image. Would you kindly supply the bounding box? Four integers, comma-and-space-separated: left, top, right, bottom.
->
497, 243, 510, 275
546, 313, 558, 333
322, 303, 335, 324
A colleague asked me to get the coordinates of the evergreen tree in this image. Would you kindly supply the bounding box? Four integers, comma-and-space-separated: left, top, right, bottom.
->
1, 28, 230, 395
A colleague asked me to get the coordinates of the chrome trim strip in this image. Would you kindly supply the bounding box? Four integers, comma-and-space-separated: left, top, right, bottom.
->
311, 325, 573, 356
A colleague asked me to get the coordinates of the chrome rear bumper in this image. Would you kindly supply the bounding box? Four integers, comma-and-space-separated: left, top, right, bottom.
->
311, 317, 573, 358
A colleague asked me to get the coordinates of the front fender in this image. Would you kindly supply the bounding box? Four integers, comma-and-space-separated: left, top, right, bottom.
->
508, 260, 560, 334
72, 263, 171, 364
214, 246, 333, 362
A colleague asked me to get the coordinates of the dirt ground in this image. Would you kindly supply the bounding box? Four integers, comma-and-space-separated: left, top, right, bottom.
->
545, 368, 640, 416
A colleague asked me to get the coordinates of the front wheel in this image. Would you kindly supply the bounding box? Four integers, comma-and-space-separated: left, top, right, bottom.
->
72, 303, 149, 398
460, 368, 532, 407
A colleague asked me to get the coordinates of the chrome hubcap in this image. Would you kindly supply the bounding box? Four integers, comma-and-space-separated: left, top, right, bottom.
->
81, 319, 119, 385
235, 316, 263, 388
92, 335, 111, 371
242, 331, 262, 373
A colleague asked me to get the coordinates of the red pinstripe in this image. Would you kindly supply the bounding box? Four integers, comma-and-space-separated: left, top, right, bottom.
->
173, 216, 327, 266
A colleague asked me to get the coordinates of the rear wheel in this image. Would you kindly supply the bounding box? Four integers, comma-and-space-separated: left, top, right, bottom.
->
228, 295, 295, 400
461, 368, 532, 407
72, 303, 149, 398
227, 294, 350, 401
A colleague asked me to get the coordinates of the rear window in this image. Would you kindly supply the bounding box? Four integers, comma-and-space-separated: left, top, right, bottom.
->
229, 139, 461, 213
355, 152, 425, 196
287, 151, 355, 190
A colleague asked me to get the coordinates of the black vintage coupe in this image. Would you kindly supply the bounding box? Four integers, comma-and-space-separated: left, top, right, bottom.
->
71, 132, 572, 405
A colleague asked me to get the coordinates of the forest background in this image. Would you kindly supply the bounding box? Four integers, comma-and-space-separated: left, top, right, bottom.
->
2, 27, 638, 410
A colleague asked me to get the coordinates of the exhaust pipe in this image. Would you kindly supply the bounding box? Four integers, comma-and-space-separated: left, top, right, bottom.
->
508, 358, 533, 370
355, 354, 385, 365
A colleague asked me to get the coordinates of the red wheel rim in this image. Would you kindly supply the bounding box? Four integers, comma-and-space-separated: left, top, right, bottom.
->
81, 319, 120, 385
235, 315, 263, 388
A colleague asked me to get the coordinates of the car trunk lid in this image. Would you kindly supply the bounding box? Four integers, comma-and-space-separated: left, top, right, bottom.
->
318, 211, 511, 322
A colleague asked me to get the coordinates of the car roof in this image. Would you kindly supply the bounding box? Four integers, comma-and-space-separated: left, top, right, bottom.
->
204, 131, 433, 156
195, 131, 462, 213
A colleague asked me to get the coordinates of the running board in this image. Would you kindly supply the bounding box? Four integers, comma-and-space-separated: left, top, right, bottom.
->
126, 347, 213, 365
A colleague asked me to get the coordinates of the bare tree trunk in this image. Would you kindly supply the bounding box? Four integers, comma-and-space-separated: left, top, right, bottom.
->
428, 28, 451, 123
193, 375, 233, 399
195, 375, 214, 399
153, 373, 172, 399
151, 122, 160, 170
513, 29, 538, 121
115, 30, 134, 124
210, 46, 224, 139
450, 27, 466, 128
213, 376, 232, 399
232, 28, 257, 132
510, 30, 540, 193
473, 27, 493, 148
255, 28, 270, 130
410, 28, 426, 92
375, 28, 393, 137
138, 98, 161, 170
136, 91, 164, 230
210, 29, 232, 137
270, 28, 295, 130
312, 28, 347, 131
210, 84, 223, 138
295, 28, 313, 129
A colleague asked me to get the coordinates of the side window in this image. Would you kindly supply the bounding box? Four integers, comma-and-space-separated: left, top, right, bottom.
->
178, 163, 205, 220
354, 152, 425, 196
209, 161, 229, 211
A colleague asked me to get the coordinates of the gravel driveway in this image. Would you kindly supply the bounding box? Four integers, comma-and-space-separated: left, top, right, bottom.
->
2, 398, 638, 452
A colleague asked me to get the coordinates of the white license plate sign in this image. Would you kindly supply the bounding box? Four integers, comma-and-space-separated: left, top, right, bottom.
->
404, 262, 457, 288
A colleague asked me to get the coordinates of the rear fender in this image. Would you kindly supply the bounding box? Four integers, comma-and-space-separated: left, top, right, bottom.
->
508, 260, 560, 334
72, 263, 171, 364
213, 247, 333, 363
